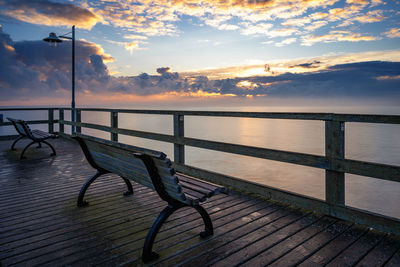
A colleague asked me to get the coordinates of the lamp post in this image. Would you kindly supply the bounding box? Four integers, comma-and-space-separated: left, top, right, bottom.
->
43, 25, 76, 133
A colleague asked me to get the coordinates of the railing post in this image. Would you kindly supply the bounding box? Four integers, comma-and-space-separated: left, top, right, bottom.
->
173, 114, 185, 164
48, 109, 54, 134
59, 109, 64, 134
76, 109, 81, 134
111, 111, 118, 142
325, 119, 345, 207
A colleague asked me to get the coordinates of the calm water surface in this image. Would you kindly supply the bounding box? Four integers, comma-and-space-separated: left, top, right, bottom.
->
1, 104, 399, 218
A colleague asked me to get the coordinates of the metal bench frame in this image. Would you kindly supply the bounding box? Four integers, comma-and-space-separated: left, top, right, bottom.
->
7, 118, 56, 159
73, 134, 228, 263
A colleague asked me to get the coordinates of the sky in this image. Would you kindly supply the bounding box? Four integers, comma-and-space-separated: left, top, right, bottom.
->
0, 0, 400, 106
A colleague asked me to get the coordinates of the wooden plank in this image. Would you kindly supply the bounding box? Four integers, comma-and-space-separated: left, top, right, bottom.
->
334, 158, 400, 183
210, 211, 316, 266
298, 224, 368, 266
326, 229, 385, 266
65, 109, 400, 124
240, 216, 338, 266
386, 248, 400, 267
267, 220, 355, 266
355, 234, 400, 266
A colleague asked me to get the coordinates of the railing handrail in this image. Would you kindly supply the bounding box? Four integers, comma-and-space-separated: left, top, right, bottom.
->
60, 108, 400, 124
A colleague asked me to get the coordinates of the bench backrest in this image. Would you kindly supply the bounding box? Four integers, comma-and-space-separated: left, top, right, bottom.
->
7, 118, 34, 138
74, 134, 188, 204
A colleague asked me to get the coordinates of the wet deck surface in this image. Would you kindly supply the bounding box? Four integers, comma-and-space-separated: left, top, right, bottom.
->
0, 137, 399, 266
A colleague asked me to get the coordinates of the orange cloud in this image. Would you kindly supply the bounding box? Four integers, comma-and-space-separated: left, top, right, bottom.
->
376, 75, 400, 81
384, 28, 400, 38
0, 0, 103, 30
352, 10, 386, 23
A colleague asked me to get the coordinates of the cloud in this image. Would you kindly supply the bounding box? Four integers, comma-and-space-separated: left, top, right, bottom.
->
240, 22, 273, 36
384, 28, 400, 38
302, 31, 378, 46
289, 61, 321, 69
351, 10, 386, 23
282, 17, 312, 27
123, 34, 148, 40
0, 26, 112, 102
275, 38, 297, 47
304, 21, 328, 31
156, 67, 170, 75
107, 40, 145, 54
1, 27, 399, 104
0, 0, 103, 29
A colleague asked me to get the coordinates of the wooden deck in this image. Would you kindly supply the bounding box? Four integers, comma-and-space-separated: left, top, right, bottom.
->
0, 138, 399, 266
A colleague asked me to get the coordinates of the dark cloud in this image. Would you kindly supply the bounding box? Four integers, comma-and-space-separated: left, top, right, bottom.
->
289, 60, 321, 69
0, 26, 111, 101
156, 67, 170, 74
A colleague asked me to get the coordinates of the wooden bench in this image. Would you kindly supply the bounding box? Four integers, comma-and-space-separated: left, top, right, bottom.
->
73, 134, 228, 263
7, 118, 57, 159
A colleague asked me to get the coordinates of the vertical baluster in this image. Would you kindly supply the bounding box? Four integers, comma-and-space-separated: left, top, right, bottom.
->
76, 109, 81, 134
325, 119, 345, 207
59, 109, 64, 134
48, 109, 54, 134
173, 114, 185, 164
111, 111, 118, 141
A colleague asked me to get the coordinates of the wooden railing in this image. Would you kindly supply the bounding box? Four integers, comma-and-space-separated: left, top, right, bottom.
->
1, 107, 399, 235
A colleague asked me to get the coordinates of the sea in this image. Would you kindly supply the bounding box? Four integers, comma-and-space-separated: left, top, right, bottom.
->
1, 101, 399, 219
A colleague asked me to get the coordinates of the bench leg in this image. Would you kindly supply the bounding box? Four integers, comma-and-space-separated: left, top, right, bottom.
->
77, 171, 104, 207
41, 140, 56, 156
122, 177, 134, 196
142, 203, 185, 263
20, 141, 36, 159
11, 136, 24, 150
194, 204, 214, 237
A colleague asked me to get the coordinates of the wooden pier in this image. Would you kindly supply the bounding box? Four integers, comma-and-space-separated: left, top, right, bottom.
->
1, 107, 400, 266
1, 138, 400, 266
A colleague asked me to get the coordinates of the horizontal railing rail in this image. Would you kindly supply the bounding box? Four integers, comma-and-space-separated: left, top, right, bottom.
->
1, 107, 399, 235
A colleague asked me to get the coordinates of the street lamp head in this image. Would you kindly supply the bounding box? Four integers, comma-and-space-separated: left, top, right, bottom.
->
43, 32, 62, 47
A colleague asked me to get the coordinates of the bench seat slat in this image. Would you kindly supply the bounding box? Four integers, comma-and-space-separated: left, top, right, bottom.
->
177, 173, 226, 193
32, 130, 52, 136
179, 180, 214, 197
182, 187, 207, 201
